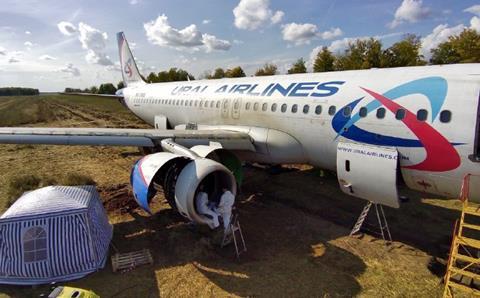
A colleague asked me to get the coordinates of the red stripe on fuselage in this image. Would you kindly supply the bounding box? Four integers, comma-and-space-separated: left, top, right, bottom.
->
360, 87, 460, 172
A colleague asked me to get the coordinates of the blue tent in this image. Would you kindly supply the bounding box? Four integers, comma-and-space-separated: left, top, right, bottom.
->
0, 185, 112, 285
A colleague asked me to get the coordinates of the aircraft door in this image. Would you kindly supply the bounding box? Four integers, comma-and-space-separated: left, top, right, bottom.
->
336, 142, 400, 208
221, 99, 229, 118
232, 98, 242, 119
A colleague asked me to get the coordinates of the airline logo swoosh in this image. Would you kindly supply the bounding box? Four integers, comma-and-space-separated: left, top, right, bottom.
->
333, 77, 461, 172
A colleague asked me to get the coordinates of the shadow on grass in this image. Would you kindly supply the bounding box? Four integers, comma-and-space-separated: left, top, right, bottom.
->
96, 188, 366, 297
244, 166, 462, 259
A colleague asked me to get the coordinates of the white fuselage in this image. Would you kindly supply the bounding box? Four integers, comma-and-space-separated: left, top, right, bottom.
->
122, 64, 480, 200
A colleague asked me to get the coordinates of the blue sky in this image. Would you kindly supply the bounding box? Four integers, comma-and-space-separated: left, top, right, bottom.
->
0, 0, 479, 91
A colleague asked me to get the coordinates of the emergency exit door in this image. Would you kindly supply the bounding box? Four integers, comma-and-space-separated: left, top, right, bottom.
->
221, 99, 229, 118
336, 142, 400, 208
232, 98, 242, 119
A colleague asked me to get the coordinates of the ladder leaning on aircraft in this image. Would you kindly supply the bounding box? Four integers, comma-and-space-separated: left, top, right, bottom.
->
0, 31, 479, 228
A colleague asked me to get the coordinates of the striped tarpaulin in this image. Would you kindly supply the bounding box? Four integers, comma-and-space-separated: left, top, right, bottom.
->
0, 185, 112, 285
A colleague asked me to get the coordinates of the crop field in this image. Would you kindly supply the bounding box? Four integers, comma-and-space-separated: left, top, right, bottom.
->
0, 94, 467, 297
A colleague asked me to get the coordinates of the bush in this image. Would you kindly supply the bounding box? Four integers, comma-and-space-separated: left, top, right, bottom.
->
61, 173, 96, 186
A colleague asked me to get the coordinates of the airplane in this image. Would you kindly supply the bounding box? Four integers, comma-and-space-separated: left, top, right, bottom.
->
0, 32, 479, 227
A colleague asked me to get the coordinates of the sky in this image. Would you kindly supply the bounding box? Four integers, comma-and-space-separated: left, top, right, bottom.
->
0, 0, 479, 91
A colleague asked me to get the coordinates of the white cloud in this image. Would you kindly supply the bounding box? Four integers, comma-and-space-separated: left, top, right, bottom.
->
0, 46, 6, 55
8, 57, 20, 63
78, 22, 113, 66
465, 5, 480, 16
59, 63, 80, 76
129, 0, 139, 4
202, 34, 231, 52
39, 55, 56, 61
328, 36, 370, 53
282, 22, 318, 45
25, 30, 31, 35
57, 21, 77, 36
144, 14, 203, 48
233, 0, 284, 30
202, 19, 211, 25
7, 51, 23, 63
270, 11, 284, 24
420, 24, 464, 59
471, 16, 480, 32
320, 27, 343, 40
281, 23, 343, 45
24, 41, 33, 47
389, 0, 430, 28
144, 14, 231, 52
233, 39, 244, 44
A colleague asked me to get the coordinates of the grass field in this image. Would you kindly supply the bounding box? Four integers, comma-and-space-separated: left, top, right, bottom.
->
0, 94, 466, 297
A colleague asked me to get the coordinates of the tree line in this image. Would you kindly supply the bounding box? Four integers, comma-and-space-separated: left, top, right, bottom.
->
65, 28, 480, 92
0, 87, 39, 96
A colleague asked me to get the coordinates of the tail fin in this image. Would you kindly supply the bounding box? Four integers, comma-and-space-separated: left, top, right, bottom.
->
117, 32, 145, 86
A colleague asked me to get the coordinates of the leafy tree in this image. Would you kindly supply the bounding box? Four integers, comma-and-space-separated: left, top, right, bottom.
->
117, 81, 125, 90
154, 68, 194, 82
225, 66, 246, 78
287, 58, 307, 74
0, 87, 39, 96
335, 38, 383, 70
313, 47, 335, 72
147, 72, 159, 83
207, 68, 226, 79
98, 83, 117, 95
430, 43, 461, 64
431, 29, 480, 64
255, 63, 278, 76
89, 86, 98, 94
382, 34, 426, 67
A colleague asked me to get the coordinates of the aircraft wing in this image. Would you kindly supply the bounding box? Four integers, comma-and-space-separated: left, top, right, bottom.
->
0, 127, 255, 151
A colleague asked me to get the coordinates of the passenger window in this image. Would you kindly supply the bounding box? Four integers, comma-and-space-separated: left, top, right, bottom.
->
359, 107, 367, 118
254, 102, 259, 111
262, 103, 268, 111
396, 109, 406, 120
345, 160, 350, 172
376, 108, 385, 119
205, 100, 209, 107
234, 101, 239, 109
246, 102, 251, 110
271, 103, 277, 112
189, 100, 193, 106
180, 100, 184, 105
328, 105, 336, 115
216, 101, 220, 108
291, 104, 298, 113
200, 100, 204, 107
417, 109, 428, 121
343, 106, 351, 117
210, 101, 214, 108
194, 101, 198, 107
281, 104, 287, 113
315, 105, 322, 115
303, 105, 309, 114
440, 110, 451, 123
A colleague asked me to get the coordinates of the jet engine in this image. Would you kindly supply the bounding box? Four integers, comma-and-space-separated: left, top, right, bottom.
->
130, 148, 238, 225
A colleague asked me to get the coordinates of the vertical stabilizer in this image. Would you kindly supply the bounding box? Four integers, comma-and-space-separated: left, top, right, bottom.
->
117, 32, 145, 86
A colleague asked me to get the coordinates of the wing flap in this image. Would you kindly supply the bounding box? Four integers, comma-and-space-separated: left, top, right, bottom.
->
0, 127, 254, 150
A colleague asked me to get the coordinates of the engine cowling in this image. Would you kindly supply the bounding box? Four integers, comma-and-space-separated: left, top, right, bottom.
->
130, 152, 237, 225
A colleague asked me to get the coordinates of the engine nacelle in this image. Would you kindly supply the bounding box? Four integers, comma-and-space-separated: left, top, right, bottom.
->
130, 152, 237, 225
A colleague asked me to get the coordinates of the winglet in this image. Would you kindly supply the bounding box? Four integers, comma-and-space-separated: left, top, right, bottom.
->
117, 32, 145, 86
